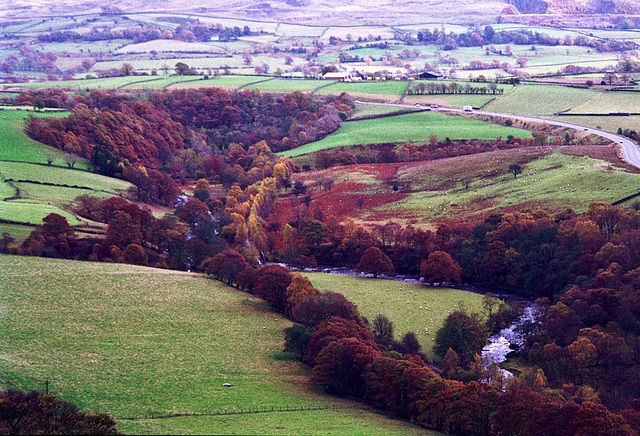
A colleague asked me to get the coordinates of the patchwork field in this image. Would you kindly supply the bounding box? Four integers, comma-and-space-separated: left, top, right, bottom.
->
282, 147, 640, 227
0, 110, 75, 166
279, 111, 532, 157
303, 272, 485, 360
0, 255, 432, 435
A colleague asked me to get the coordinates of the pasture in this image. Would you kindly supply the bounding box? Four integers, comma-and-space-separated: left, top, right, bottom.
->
485, 84, 596, 116
0, 201, 83, 225
0, 255, 431, 435
279, 111, 531, 157
0, 161, 131, 194
303, 272, 486, 360
0, 110, 75, 166
567, 91, 640, 114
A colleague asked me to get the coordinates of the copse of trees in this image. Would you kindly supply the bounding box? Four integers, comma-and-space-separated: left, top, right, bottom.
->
0, 390, 120, 435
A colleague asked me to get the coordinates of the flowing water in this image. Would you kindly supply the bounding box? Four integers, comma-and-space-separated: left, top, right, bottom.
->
284, 264, 537, 379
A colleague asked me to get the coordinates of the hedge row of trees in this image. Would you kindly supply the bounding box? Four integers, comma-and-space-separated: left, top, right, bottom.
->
407, 82, 504, 95
268, 199, 640, 413
202, 253, 636, 435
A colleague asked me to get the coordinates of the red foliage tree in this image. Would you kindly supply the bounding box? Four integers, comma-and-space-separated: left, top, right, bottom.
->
304, 316, 375, 366
313, 337, 381, 396
420, 250, 462, 284
205, 249, 250, 285
177, 198, 210, 225
291, 292, 359, 327
0, 390, 120, 435
253, 264, 292, 312
356, 246, 395, 278
123, 244, 148, 265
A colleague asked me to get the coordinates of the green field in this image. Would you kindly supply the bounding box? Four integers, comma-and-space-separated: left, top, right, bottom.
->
0, 255, 432, 435
485, 84, 596, 116
246, 78, 325, 93
352, 103, 417, 118
404, 93, 499, 109
14, 182, 116, 206
568, 91, 640, 114
0, 161, 132, 194
10, 76, 149, 90
0, 110, 77, 166
0, 201, 83, 225
549, 115, 640, 134
0, 179, 16, 198
279, 111, 532, 157
303, 273, 485, 360
317, 81, 409, 98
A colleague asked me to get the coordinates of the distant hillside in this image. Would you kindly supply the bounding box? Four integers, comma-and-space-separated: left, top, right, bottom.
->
509, 0, 640, 13
2, 0, 639, 24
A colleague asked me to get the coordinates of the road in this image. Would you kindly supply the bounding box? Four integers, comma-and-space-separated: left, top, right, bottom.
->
354, 100, 640, 170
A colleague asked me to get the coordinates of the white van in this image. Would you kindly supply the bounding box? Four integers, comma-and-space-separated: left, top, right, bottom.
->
462, 106, 473, 112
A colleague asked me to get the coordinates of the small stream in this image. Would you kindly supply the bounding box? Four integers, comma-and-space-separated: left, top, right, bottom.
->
285, 264, 537, 378
481, 304, 535, 379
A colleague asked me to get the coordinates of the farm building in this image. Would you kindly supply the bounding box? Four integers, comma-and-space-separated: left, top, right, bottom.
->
417, 71, 443, 80
323, 72, 353, 81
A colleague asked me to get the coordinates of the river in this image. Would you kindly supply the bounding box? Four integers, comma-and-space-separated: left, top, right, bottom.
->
290, 264, 537, 379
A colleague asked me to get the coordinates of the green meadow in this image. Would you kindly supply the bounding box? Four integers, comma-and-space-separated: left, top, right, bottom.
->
0, 110, 76, 166
303, 272, 485, 360
279, 111, 531, 157
0, 255, 432, 435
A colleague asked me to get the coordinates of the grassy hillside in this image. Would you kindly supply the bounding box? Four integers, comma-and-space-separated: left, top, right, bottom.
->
285, 147, 639, 227
0, 110, 77, 167
0, 255, 433, 435
303, 272, 485, 360
279, 111, 531, 157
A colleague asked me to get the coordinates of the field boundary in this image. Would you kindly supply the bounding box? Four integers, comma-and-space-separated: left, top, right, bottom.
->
117, 77, 165, 89
237, 77, 278, 90
612, 191, 640, 206
311, 80, 340, 94
346, 108, 427, 122
116, 404, 353, 421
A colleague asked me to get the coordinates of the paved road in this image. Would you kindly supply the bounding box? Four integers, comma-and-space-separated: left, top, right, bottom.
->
354, 100, 640, 170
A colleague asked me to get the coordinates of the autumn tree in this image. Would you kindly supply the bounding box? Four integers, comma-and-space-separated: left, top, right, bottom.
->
434, 311, 488, 366
205, 249, 250, 286
0, 390, 120, 435
285, 273, 320, 314
291, 292, 359, 327
253, 264, 292, 312
304, 316, 375, 366
356, 246, 395, 278
420, 251, 462, 285
313, 337, 380, 396
123, 244, 148, 265
177, 198, 210, 225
